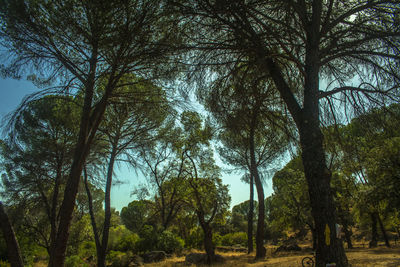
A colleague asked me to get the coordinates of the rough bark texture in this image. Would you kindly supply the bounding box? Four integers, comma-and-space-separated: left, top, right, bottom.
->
202, 224, 215, 264
0, 202, 24, 267
299, 122, 348, 267
247, 177, 254, 254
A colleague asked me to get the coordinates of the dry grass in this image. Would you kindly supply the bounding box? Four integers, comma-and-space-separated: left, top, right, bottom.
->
144, 244, 400, 267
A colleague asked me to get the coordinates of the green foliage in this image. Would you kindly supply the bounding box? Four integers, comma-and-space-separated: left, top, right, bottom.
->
108, 225, 134, 252
64, 255, 89, 267
120, 200, 154, 234
220, 232, 248, 247
115, 233, 140, 253
106, 251, 135, 267
0, 260, 10, 267
185, 227, 204, 249
135, 225, 158, 253
156, 231, 184, 254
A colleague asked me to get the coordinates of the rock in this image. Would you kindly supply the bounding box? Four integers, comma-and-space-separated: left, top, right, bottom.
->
141, 251, 167, 263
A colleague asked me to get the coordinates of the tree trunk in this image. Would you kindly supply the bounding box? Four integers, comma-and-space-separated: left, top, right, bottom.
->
98, 148, 118, 267
0, 202, 24, 267
48, 89, 109, 267
369, 212, 378, 248
249, 119, 266, 259
310, 225, 317, 251
377, 212, 390, 248
299, 120, 348, 267
83, 167, 102, 267
247, 175, 254, 254
342, 224, 353, 249
202, 223, 215, 264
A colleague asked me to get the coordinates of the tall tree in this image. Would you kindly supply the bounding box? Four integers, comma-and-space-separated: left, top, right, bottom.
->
0, 96, 79, 257
204, 68, 289, 257
1, 1, 179, 265
171, 1, 400, 265
179, 111, 231, 264
84, 75, 170, 267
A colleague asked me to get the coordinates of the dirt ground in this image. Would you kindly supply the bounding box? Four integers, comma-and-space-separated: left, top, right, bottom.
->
145, 244, 400, 267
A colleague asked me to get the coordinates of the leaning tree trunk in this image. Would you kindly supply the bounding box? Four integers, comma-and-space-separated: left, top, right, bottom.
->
0, 202, 24, 267
247, 175, 254, 254
48, 70, 109, 267
377, 212, 390, 248
369, 212, 378, 248
249, 121, 266, 259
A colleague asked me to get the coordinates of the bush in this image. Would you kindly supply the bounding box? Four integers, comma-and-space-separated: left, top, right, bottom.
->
156, 231, 184, 254
65, 255, 89, 267
135, 225, 158, 253
77, 241, 96, 260
108, 225, 134, 251
220, 232, 247, 246
213, 232, 222, 247
185, 227, 203, 249
115, 233, 140, 252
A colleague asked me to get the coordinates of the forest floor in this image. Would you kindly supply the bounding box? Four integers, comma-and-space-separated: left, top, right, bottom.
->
145, 243, 400, 267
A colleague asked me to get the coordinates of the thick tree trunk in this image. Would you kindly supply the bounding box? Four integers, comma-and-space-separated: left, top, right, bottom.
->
299, 124, 348, 267
249, 121, 266, 259
202, 224, 215, 264
247, 176, 254, 254
377, 212, 390, 248
369, 212, 378, 248
0, 202, 24, 267
310, 225, 317, 251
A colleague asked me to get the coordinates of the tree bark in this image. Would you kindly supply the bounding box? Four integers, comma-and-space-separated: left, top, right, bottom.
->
83, 167, 102, 267
249, 117, 266, 259
369, 212, 378, 248
299, 122, 348, 267
98, 148, 118, 267
247, 176, 254, 254
48, 68, 110, 266
377, 212, 390, 248
0, 201, 24, 267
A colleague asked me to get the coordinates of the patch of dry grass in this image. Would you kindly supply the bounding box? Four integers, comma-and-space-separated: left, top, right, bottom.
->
144, 245, 400, 267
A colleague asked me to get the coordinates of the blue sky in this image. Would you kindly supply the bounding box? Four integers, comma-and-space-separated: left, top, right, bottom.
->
0, 77, 274, 211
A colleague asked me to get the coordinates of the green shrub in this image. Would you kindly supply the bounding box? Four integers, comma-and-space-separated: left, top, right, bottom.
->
65, 255, 89, 267
185, 227, 203, 249
156, 231, 184, 254
0, 260, 10, 267
221, 232, 247, 246
108, 225, 134, 251
115, 233, 140, 252
213, 232, 222, 247
107, 251, 133, 267
78, 241, 96, 259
